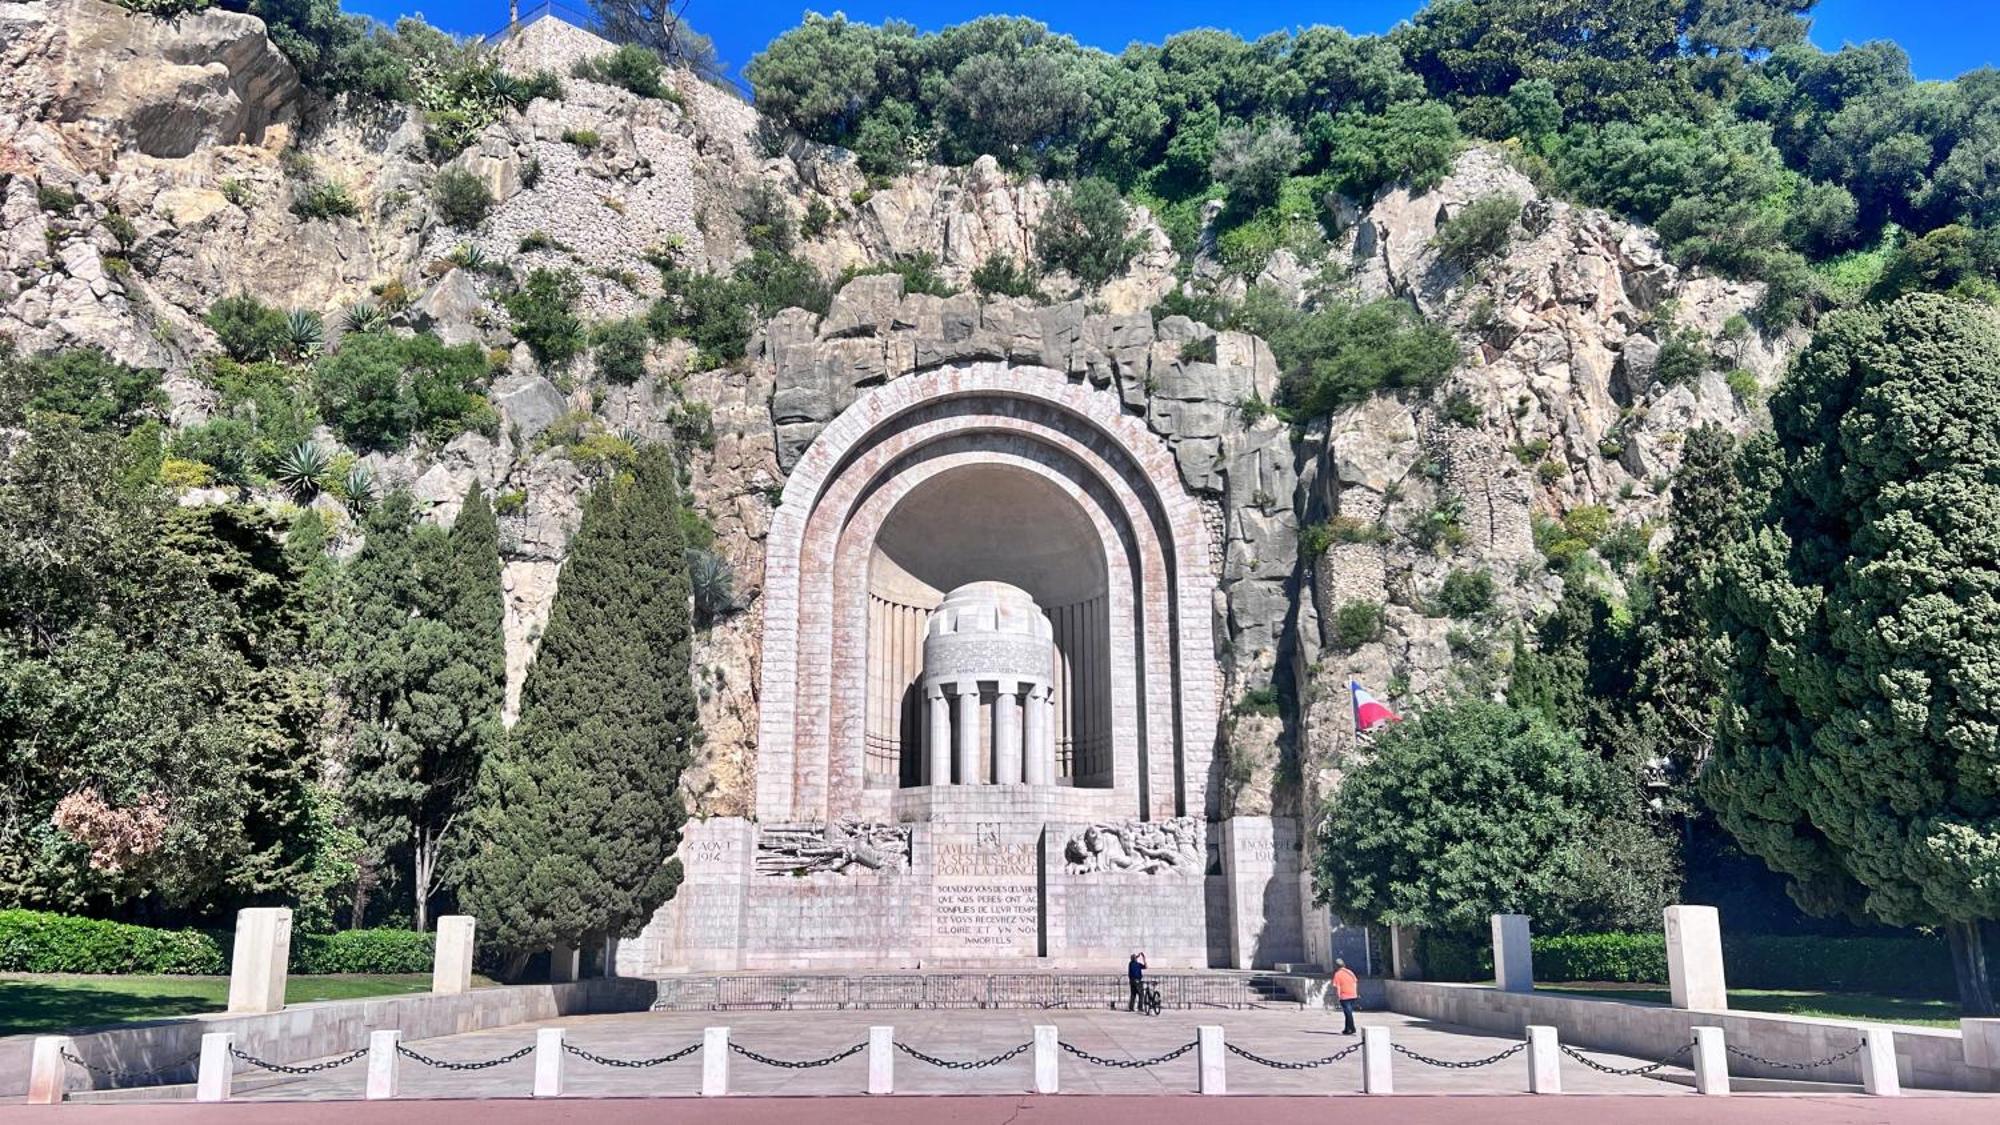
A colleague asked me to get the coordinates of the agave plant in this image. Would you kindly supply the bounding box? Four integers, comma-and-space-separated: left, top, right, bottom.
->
274, 440, 332, 501
687, 547, 736, 623
342, 464, 377, 514
446, 243, 488, 271
340, 301, 386, 334
283, 308, 325, 358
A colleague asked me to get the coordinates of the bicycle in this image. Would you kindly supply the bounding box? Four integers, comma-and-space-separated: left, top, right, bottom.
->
1140, 982, 1162, 1016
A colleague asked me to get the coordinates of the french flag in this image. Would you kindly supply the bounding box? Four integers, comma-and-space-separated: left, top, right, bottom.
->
1351, 680, 1401, 733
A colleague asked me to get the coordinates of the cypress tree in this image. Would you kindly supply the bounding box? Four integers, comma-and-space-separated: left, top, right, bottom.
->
463, 444, 694, 957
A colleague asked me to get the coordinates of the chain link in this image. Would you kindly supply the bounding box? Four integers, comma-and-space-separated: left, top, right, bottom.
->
60, 1047, 202, 1083
1724, 1041, 1866, 1072
395, 1043, 535, 1071
1058, 1040, 1198, 1068
228, 1045, 369, 1075
1391, 1041, 1528, 1069
728, 1041, 867, 1069
1559, 1040, 1694, 1077
561, 1041, 703, 1068
894, 1041, 1032, 1070
1224, 1040, 1363, 1070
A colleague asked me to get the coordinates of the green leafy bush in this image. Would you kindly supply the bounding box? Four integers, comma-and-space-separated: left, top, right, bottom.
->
36, 181, 82, 216
971, 253, 1041, 299
291, 180, 359, 221
838, 252, 956, 298
1234, 288, 1457, 419
1036, 178, 1139, 286
313, 331, 494, 450
591, 317, 651, 385
1532, 932, 1669, 983
205, 294, 293, 363
0, 910, 225, 974
0, 346, 165, 432
562, 128, 602, 151
1333, 600, 1386, 648
1431, 931, 1957, 997
1433, 568, 1496, 618
572, 44, 668, 99
290, 928, 433, 974
505, 268, 586, 370
1434, 195, 1522, 266
431, 167, 493, 228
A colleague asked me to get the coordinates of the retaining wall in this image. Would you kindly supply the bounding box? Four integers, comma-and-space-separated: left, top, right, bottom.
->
1386, 979, 1998, 1092
0, 977, 656, 1097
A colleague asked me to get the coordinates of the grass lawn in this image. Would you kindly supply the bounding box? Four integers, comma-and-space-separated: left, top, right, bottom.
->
0, 973, 497, 1037
1538, 982, 1962, 1028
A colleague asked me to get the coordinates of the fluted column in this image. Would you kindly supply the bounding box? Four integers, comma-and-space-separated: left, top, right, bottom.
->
955, 682, 981, 785
1024, 685, 1050, 785
995, 683, 1023, 785
926, 687, 951, 786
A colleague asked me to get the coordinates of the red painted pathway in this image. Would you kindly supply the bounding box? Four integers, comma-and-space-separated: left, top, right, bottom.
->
0, 1095, 1987, 1124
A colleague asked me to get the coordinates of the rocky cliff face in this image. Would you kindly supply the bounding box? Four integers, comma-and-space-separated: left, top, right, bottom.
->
0, 6, 1788, 824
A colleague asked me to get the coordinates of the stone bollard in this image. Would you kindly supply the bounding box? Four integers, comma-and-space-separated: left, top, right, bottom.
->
1362, 1026, 1393, 1094
226, 907, 293, 1014
432, 916, 476, 996
550, 942, 580, 984
26, 1036, 69, 1104
1526, 1025, 1561, 1094
1491, 914, 1534, 993
366, 1030, 401, 1100
195, 1032, 235, 1103
1859, 1026, 1901, 1096
701, 1027, 729, 1096
867, 1026, 893, 1095
1033, 1025, 1059, 1094
534, 1028, 565, 1097
1691, 1026, 1730, 1096
1196, 1025, 1225, 1095
1664, 906, 1728, 1010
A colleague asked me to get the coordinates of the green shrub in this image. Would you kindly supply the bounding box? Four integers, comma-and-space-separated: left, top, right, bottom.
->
432, 167, 493, 229
1726, 367, 1760, 404
0, 910, 225, 974
1654, 329, 1712, 386
205, 293, 292, 363
838, 252, 955, 298
1036, 178, 1139, 286
290, 928, 433, 974
1518, 932, 1955, 997
1434, 195, 1522, 267
101, 211, 139, 250
291, 180, 359, 221
1235, 686, 1281, 717
1333, 600, 1386, 648
313, 330, 493, 450
36, 182, 82, 216
971, 253, 1041, 299
219, 178, 253, 209
1532, 932, 1669, 983
1239, 289, 1458, 420
562, 128, 602, 151
494, 489, 527, 516
1442, 389, 1481, 427
1180, 335, 1218, 363
1433, 567, 1496, 618
591, 316, 651, 385
572, 44, 667, 99
505, 268, 586, 370
801, 198, 835, 239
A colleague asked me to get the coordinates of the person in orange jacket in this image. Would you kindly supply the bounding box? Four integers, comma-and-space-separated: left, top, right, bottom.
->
1331, 958, 1360, 1034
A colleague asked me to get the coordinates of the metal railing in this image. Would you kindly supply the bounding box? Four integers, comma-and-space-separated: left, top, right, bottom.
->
649, 972, 1285, 1012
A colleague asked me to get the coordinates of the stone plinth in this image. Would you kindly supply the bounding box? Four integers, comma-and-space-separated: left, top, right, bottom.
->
1491, 914, 1532, 993
227, 908, 292, 1015
1664, 905, 1727, 1010
1220, 816, 1306, 969
432, 916, 476, 995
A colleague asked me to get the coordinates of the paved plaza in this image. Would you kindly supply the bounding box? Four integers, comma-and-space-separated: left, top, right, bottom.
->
191, 1009, 1697, 1100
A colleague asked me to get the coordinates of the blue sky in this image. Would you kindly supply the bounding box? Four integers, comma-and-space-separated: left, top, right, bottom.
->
352, 1, 2000, 84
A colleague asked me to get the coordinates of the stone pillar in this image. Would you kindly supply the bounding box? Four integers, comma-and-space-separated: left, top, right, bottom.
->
1691, 1026, 1730, 1095
27, 1036, 69, 1104
995, 684, 1023, 784
1033, 1025, 1059, 1093
1664, 905, 1728, 1010
955, 683, 981, 785
534, 1028, 565, 1097
867, 1025, 894, 1094
701, 1027, 729, 1096
1526, 1025, 1560, 1093
1490, 913, 1533, 993
550, 942, 580, 983
1024, 685, 1049, 785
1361, 1026, 1393, 1094
1196, 1025, 1226, 1095
432, 915, 476, 995
195, 1032, 234, 1103
365, 1030, 400, 1100
1859, 1026, 1900, 1096
1390, 925, 1422, 981
227, 907, 292, 1014
927, 688, 951, 785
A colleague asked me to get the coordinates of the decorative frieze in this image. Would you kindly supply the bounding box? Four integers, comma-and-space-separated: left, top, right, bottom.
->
1062, 816, 1204, 874
755, 821, 911, 876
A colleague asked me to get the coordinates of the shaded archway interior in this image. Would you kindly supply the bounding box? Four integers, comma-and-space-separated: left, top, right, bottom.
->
866, 463, 1114, 789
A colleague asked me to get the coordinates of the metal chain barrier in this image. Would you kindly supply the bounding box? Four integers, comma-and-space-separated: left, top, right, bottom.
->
228, 1045, 369, 1075
894, 1041, 1032, 1070
562, 1041, 704, 1068
1391, 1041, 1528, 1069
729, 1041, 867, 1069
1559, 1040, 1694, 1077
60, 1047, 202, 1084
1224, 1040, 1363, 1070
395, 1043, 535, 1071
1058, 1040, 1198, 1068
1724, 1041, 1866, 1072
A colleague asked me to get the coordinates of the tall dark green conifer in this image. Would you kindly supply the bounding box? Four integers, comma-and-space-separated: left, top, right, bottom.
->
463, 444, 694, 957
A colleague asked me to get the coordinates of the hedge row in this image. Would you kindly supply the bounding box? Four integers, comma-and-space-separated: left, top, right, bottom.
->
0, 910, 433, 975
1416, 928, 1955, 998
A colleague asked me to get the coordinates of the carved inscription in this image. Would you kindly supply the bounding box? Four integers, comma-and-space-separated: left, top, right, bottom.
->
933, 836, 1038, 954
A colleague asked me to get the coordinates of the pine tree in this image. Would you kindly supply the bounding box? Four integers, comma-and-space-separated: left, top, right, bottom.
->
463, 444, 694, 958
339, 484, 505, 930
